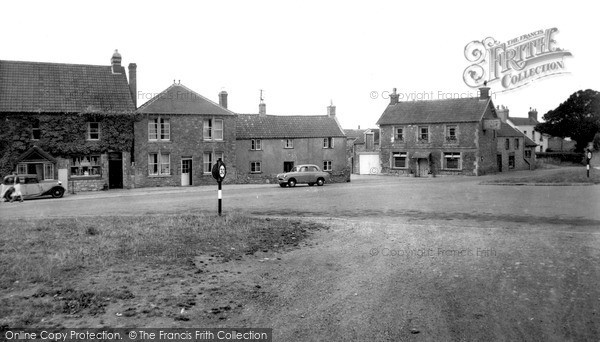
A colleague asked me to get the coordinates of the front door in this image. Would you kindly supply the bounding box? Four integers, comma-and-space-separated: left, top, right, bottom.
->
181, 158, 192, 186
108, 153, 123, 189
284, 161, 294, 172
417, 158, 429, 177
497, 154, 503, 172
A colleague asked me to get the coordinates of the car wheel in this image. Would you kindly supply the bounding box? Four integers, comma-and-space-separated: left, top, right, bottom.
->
279, 183, 287, 188
4, 188, 14, 201
51, 187, 65, 198
316, 178, 324, 186
288, 179, 297, 187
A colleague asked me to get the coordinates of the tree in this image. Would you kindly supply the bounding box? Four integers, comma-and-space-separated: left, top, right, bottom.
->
535, 89, 600, 151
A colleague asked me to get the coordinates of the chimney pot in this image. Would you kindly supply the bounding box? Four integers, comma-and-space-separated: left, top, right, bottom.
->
219, 91, 228, 109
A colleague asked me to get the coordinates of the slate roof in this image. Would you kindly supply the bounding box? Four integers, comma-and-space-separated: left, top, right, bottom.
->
508, 116, 538, 126
236, 114, 346, 139
0, 60, 135, 113
497, 122, 537, 147
376, 98, 491, 125
137, 84, 234, 115
344, 129, 366, 144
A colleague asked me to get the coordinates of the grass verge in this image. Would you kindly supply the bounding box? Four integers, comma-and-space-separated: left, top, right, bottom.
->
484, 168, 600, 184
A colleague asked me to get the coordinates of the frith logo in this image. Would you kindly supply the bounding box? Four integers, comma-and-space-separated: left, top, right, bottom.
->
463, 28, 572, 91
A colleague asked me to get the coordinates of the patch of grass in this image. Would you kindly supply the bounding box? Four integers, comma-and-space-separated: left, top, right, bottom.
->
0, 212, 326, 289
486, 169, 600, 184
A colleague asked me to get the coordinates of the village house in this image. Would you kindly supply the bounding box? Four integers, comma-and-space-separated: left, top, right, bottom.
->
496, 106, 548, 152
0, 50, 136, 192
345, 127, 380, 174
496, 122, 537, 171
235, 101, 349, 183
376, 86, 500, 176
133, 83, 236, 187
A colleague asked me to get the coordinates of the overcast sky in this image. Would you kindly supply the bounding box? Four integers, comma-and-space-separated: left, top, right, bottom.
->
2, 0, 597, 129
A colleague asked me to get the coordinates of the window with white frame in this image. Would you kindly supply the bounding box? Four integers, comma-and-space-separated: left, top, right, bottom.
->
251, 161, 262, 173
44, 163, 54, 180
285, 139, 294, 148
418, 126, 429, 142
443, 152, 461, 169
17, 164, 27, 174
32, 120, 41, 140
148, 153, 170, 176
323, 137, 334, 148
392, 152, 407, 168
445, 125, 457, 142
251, 139, 262, 150
203, 119, 223, 140
71, 155, 102, 176
323, 160, 332, 171
394, 127, 404, 141
149, 118, 170, 141
87, 122, 100, 140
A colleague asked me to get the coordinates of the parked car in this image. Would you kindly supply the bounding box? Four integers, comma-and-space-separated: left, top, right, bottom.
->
277, 164, 330, 187
1, 174, 65, 201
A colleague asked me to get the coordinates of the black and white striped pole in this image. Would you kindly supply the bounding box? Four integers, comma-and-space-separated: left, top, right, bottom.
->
211, 158, 227, 216
586, 149, 592, 178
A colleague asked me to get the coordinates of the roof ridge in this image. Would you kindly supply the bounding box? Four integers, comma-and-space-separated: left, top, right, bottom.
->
137, 83, 236, 115
0, 59, 111, 68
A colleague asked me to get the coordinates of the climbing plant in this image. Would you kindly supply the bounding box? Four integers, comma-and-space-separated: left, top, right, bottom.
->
0, 112, 138, 176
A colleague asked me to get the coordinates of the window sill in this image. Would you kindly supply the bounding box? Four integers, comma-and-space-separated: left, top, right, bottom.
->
249, 149, 262, 151
250, 172, 262, 174
69, 175, 103, 180
391, 167, 409, 170
441, 168, 462, 171
148, 174, 172, 177
87, 139, 100, 141
148, 140, 171, 142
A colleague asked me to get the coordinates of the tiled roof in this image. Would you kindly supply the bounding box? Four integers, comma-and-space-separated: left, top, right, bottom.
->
236, 114, 345, 139
508, 117, 538, 126
137, 84, 234, 115
376, 98, 491, 125
498, 122, 537, 147
344, 129, 366, 144
0, 60, 134, 113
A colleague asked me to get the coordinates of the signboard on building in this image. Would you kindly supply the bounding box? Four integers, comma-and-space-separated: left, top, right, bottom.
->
483, 119, 501, 130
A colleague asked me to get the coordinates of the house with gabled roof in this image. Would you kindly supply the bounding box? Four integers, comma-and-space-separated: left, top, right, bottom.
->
134, 83, 237, 187
0, 50, 137, 192
345, 128, 380, 174
496, 106, 548, 152
376, 86, 500, 176
496, 122, 537, 171
235, 102, 349, 183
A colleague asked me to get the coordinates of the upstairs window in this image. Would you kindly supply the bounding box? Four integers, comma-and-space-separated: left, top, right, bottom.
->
149, 118, 170, 141
285, 139, 294, 148
418, 127, 429, 142
394, 127, 404, 142
505, 139, 510, 150
203, 119, 224, 140
251, 139, 262, 150
515, 138, 520, 149
32, 120, 41, 140
88, 122, 100, 140
446, 125, 457, 142
323, 137, 334, 148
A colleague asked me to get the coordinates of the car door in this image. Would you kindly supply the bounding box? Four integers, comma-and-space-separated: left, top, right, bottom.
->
22, 176, 41, 198
307, 166, 319, 183
297, 166, 308, 183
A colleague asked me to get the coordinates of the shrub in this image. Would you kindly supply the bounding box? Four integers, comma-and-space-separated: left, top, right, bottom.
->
535, 152, 585, 164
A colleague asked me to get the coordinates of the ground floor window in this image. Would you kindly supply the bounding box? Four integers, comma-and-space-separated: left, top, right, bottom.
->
203, 152, 224, 173
17, 164, 27, 174
392, 152, 407, 168
323, 160, 332, 171
525, 150, 532, 158
149, 153, 170, 176
251, 161, 262, 173
443, 152, 461, 169
71, 155, 101, 176
508, 154, 515, 169
44, 164, 54, 180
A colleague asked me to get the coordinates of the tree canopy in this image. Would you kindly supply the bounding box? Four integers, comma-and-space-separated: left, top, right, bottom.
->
536, 89, 600, 151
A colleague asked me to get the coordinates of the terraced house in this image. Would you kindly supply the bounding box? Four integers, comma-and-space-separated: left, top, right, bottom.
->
236, 102, 349, 183
133, 84, 236, 187
0, 50, 136, 192
376, 87, 500, 176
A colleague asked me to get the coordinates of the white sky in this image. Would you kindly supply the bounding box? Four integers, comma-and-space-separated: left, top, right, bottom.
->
1, 0, 597, 129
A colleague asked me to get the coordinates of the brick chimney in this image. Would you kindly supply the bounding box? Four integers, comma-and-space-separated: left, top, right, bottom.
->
259, 102, 266, 116
496, 105, 509, 123
479, 81, 490, 100
128, 63, 137, 108
390, 88, 399, 105
327, 101, 336, 117
528, 107, 538, 122
219, 91, 228, 109
111, 49, 122, 74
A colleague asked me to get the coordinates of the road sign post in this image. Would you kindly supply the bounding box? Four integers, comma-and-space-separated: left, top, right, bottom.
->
211, 158, 227, 216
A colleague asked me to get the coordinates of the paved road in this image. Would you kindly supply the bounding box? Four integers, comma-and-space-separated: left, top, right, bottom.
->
2, 171, 599, 224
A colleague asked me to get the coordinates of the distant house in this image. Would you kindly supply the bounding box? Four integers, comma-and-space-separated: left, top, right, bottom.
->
0, 50, 136, 192
134, 83, 236, 187
496, 122, 537, 171
345, 128, 380, 174
376, 87, 499, 176
236, 102, 349, 183
496, 106, 548, 152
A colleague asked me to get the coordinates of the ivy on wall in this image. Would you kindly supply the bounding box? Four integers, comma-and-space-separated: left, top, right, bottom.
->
0, 113, 137, 176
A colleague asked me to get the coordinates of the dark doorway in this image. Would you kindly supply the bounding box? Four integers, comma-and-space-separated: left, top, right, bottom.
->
497, 154, 503, 172
284, 161, 294, 172
109, 153, 123, 189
